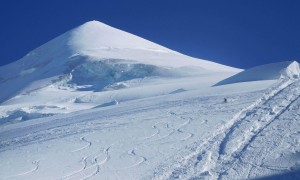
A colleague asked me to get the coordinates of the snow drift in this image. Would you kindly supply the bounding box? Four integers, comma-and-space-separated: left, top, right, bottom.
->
215, 61, 300, 86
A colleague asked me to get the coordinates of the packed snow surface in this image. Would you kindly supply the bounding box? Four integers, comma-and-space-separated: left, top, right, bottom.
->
0, 21, 299, 179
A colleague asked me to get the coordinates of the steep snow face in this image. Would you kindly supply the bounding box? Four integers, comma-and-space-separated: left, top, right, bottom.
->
215, 61, 300, 86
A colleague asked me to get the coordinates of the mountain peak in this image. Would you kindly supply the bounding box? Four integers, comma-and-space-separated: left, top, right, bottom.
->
67, 20, 173, 55
79, 20, 109, 27
0, 20, 240, 104
75, 20, 116, 33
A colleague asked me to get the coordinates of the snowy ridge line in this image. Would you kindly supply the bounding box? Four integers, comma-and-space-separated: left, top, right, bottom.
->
153, 78, 296, 179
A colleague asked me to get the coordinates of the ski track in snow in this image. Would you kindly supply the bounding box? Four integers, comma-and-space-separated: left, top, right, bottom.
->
2, 160, 40, 179
138, 122, 162, 142
83, 145, 111, 180
170, 114, 194, 142
61, 157, 88, 180
71, 136, 93, 153
62, 145, 112, 180
116, 149, 147, 170
140, 112, 194, 145
156, 78, 300, 179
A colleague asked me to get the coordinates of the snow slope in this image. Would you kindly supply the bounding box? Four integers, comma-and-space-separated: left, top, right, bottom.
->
0, 76, 298, 179
215, 61, 300, 86
156, 78, 300, 180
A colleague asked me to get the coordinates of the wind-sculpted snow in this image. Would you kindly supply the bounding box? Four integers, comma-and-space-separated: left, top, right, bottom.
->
215, 61, 300, 86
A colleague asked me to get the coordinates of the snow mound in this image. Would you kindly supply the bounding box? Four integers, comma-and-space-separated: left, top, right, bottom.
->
215, 61, 300, 86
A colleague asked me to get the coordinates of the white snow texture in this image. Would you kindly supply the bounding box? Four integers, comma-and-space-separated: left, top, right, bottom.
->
0, 20, 299, 180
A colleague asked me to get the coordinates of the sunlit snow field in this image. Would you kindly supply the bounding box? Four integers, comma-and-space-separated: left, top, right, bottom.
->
0, 21, 300, 179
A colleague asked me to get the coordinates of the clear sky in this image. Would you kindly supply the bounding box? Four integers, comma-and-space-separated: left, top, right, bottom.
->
0, 0, 299, 68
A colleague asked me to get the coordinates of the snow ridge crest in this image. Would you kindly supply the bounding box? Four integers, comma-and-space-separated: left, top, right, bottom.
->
280, 61, 300, 79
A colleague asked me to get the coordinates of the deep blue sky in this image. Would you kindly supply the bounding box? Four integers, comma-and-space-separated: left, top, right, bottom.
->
0, 0, 300, 68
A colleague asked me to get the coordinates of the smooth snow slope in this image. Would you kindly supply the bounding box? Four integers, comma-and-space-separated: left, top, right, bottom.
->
0, 21, 241, 124
215, 61, 300, 86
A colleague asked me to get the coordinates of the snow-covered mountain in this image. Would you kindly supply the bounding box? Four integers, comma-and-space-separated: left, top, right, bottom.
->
0, 21, 299, 180
0, 21, 240, 124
